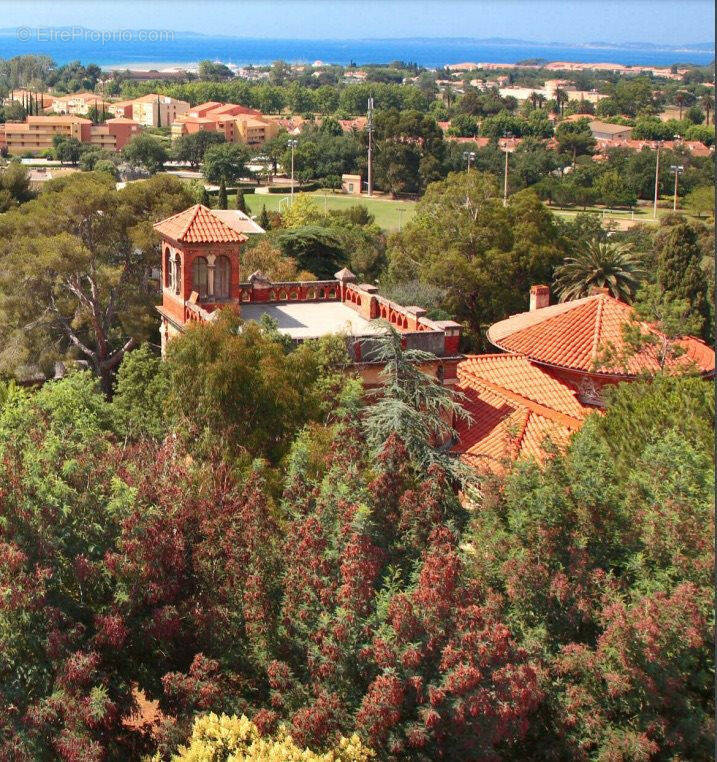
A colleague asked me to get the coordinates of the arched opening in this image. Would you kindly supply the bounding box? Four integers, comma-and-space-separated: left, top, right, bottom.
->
164, 247, 171, 288
192, 256, 208, 299
307, 288, 316, 300
173, 255, 182, 296
278, 289, 288, 300
215, 255, 231, 298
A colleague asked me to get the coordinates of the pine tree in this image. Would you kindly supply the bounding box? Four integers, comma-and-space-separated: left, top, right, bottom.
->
218, 179, 228, 209
259, 204, 271, 230
235, 188, 247, 213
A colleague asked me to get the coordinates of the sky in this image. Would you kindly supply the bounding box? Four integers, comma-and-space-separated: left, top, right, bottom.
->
0, 0, 713, 46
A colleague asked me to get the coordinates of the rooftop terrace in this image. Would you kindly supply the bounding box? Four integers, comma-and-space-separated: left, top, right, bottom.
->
239, 300, 384, 340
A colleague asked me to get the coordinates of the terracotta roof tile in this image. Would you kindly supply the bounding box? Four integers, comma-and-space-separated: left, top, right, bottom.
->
454, 354, 593, 473
459, 354, 591, 419
153, 204, 248, 244
487, 294, 715, 377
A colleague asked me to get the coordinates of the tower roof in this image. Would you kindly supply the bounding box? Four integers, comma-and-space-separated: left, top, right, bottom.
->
153, 204, 248, 244
487, 293, 714, 377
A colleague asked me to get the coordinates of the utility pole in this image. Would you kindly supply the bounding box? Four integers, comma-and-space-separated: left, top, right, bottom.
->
653, 140, 661, 219
288, 138, 298, 204
367, 97, 374, 197
669, 164, 684, 211
502, 132, 513, 207
462, 150, 475, 171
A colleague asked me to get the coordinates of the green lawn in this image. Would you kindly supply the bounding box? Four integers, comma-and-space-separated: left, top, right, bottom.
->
241, 191, 416, 231
548, 204, 705, 226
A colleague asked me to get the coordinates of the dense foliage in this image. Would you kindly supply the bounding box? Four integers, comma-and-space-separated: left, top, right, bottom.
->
0, 312, 711, 760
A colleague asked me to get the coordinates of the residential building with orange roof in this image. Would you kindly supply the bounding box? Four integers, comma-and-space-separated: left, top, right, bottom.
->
171, 102, 279, 147
51, 92, 110, 116
487, 286, 714, 389
131, 93, 190, 127
453, 285, 714, 473
154, 204, 462, 390
0, 114, 140, 154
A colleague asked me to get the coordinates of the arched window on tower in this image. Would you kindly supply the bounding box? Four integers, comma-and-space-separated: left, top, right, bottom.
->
215, 255, 231, 298
164, 247, 172, 289
192, 256, 208, 299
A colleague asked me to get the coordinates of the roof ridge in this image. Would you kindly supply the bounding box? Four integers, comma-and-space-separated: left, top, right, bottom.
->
590, 294, 605, 363
179, 204, 203, 239
512, 408, 533, 457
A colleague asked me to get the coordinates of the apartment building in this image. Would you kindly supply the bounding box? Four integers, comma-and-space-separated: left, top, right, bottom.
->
171, 102, 279, 147
51, 92, 111, 116
131, 94, 191, 127
0, 115, 141, 154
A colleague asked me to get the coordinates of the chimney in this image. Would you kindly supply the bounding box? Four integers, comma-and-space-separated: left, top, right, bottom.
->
529, 284, 550, 311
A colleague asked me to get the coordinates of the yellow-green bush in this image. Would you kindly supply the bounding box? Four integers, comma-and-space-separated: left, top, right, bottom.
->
170, 713, 374, 762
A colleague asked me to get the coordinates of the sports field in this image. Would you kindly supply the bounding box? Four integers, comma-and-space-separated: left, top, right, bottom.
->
241, 191, 416, 231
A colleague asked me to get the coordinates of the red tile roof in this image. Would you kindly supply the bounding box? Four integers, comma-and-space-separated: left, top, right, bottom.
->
487, 293, 715, 377
153, 204, 248, 244
454, 354, 592, 472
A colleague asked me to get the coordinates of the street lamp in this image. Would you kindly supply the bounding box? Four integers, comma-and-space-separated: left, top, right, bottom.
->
669, 164, 684, 211
287, 138, 298, 204
502, 132, 513, 207
462, 150, 476, 171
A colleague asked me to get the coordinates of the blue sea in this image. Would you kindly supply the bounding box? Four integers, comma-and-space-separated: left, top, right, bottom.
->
0, 30, 713, 68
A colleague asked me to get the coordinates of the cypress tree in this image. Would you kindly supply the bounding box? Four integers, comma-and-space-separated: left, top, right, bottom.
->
218, 179, 228, 210
235, 188, 247, 213
259, 204, 271, 230
656, 222, 711, 340
200, 186, 211, 207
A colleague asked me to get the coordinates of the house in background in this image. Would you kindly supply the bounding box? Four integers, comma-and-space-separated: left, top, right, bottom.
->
588, 120, 633, 141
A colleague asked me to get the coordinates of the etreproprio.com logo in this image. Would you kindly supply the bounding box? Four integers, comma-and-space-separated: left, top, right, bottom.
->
16, 26, 175, 44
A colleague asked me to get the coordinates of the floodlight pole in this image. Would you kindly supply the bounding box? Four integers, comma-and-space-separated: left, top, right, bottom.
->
670, 164, 683, 211
502, 132, 513, 207
653, 141, 661, 220
288, 138, 298, 204
367, 97, 374, 197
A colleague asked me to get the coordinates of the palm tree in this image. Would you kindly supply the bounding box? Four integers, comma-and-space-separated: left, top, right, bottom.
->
674, 90, 688, 120
701, 94, 714, 126
555, 87, 569, 116
553, 240, 646, 303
